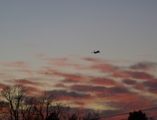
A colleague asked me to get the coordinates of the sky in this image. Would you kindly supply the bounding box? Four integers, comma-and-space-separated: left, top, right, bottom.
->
0, 0, 157, 119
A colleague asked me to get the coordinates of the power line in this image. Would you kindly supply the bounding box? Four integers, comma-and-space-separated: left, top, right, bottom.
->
88, 95, 157, 110
143, 107, 157, 112
98, 106, 157, 119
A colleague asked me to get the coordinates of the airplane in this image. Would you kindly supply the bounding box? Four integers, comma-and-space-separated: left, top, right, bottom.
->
92, 50, 100, 54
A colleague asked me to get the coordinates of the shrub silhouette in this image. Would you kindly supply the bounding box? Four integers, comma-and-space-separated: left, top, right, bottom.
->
45, 112, 59, 120
128, 110, 148, 120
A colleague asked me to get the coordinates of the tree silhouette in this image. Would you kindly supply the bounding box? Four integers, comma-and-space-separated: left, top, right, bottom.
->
45, 112, 60, 120
0, 101, 10, 119
33, 91, 55, 120
83, 111, 100, 120
1, 85, 26, 120
0, 85, 101, 120
20, 96, 37, 120
128, 110, 148, 120
68, 113, 78, 120
43, 103, 70, 120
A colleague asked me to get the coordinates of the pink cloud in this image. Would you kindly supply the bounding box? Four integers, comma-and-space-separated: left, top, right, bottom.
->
59, 73, 87, 82
54, 83, 67, 88
12, 79, 43, 86
35, 53, 45, 58
122, 79, 137, 85
106, 96, 154, 112
1, 61, 29, 68
90, 77, 119, 86
37, 57, 157, 112
15, 69, 34, 76
142, 80, 157, 95
38, 67, 60, 75
133, 84, 146, 91
45, 57, 69, 66
1, 56, 156, 115
49, 90, 93, 101
44, 57, 83, 70
82, 57, 116, 63
112, 70, 154, 81
82, 57, 103, 63
69, 84, 129, 98
90, 63, 118, 73
24, 86, 43, 96
130, 61, 157, 71
82, 57, 118, 72
0, 83, 6, 89
43, 57, 118, 72
40, 67, 87, 83
68, 82, 157, 113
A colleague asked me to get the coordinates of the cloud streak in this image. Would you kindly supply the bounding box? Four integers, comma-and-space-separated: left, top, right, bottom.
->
130, 61, 157, 71
0, 57, 157, 115
12, 79, 44, 86
0, 61, 29, 68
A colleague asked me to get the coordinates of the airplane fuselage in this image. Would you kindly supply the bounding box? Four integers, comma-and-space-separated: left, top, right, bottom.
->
93, 50, 100, 54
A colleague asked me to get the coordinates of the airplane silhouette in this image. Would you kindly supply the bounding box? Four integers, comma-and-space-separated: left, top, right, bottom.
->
92, 50, 100, 54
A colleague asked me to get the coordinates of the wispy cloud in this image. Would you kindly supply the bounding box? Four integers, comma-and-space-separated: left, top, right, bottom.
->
82, 57, 119, 72
40, 67, 88, 83
24, 44, 35, 47
49, 90, 92, 101
112, 70, 154, 81
24, 86, 43, 96
122, 79, 137, 85
0, 61, 29, 68
12, 79, 44, 86
45, 57, 69, 66
54, 83, 67, 88
130, 61, 157, 71
1, 56, 157, 115
90, 77, 119, 86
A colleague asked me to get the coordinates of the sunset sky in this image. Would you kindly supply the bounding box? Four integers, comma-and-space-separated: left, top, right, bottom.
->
0, 0, 157, 119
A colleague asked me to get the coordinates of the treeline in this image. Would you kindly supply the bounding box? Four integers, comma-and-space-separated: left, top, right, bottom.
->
0, 85, 100, 120
0, 85, 153, 120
